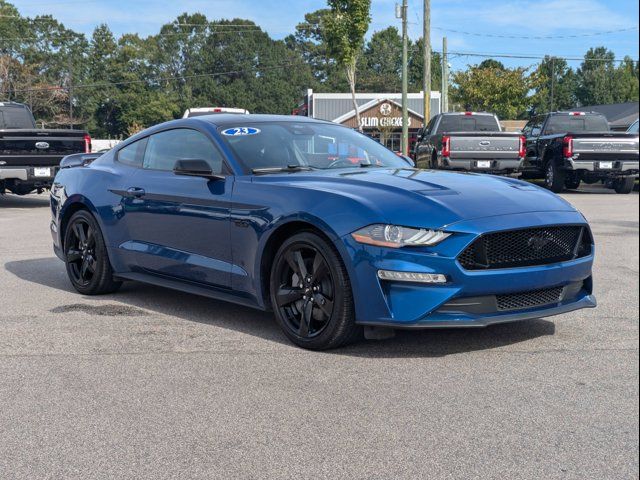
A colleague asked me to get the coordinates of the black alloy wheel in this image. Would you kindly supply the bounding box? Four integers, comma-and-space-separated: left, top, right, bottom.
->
64, 210, 122, 295
270, 232, 359, 350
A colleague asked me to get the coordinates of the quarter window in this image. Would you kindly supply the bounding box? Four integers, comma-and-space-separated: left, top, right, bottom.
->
117, 137, 148, 167
143, 129, 224, 173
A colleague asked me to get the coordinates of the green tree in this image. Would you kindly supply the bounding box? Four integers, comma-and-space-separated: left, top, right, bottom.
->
284, 9, 346, 91
325, 0, 371, 129
576, 47, 617, 106
451, 62, 531, 119
360, 27, 402, 92
530, 56, 577, 114
408, 37, 441, 93
613, 56, 639, 104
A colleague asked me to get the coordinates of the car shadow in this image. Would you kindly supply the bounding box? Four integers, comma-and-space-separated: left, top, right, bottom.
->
0, 194, 50, 208
4, 257, 556, 358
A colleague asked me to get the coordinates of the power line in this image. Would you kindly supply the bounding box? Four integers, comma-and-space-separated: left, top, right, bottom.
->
433, 25, 638, 40
4, 62, 298, 95
0, 28, 264, 42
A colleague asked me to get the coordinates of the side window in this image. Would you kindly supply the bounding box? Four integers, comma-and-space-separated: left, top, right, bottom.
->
522, 120, 533, 137
143, 129, 224, 173
117, 137, 148, 167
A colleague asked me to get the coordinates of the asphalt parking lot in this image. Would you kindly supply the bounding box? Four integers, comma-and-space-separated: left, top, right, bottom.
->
0, 186, 638, 480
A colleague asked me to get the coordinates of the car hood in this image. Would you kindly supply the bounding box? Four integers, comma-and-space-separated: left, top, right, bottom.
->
253, 168, 578, 229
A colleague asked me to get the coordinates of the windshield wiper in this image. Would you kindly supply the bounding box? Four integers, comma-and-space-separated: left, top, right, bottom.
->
252, 165, 316, 174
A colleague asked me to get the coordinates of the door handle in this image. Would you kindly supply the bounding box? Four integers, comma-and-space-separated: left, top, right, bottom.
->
125, 187, 145, 198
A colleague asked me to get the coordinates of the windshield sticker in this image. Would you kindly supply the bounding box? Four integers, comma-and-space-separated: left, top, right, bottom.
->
221, 127, 261, 137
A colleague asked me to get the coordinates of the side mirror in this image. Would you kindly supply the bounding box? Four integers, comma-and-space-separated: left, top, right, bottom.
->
173, 159, 224, 180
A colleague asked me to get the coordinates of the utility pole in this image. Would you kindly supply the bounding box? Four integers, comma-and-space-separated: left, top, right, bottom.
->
423, 0, 431, 126
68, 55, 73, 129
441, 36, 449, 113
549, 56, 555, 112
400, 0, 409, 155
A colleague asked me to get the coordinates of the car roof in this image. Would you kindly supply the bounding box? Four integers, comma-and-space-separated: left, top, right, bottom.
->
191, 114, 333, 128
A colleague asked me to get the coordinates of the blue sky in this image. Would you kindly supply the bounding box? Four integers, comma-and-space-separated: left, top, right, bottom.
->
13, 0, 640, 71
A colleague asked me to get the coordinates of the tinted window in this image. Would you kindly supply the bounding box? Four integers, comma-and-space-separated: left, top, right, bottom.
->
423, 117, 437, 136
117, 138, 148, 167
219, 122, 408, 171
0, 105, 36, 129
524, 116, 544, 137
143, 129, 223, 173
628, 120, 639, 134
436, 115, 500, 133
545, 115, 610, 134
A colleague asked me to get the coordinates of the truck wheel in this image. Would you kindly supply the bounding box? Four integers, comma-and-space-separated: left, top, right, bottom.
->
613, 177, 635, 194
430, 152, 438, 169
544, 161, 565, 193
564, 176, 581, 190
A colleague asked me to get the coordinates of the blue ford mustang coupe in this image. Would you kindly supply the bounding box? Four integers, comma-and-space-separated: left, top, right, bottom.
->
50, 115, 596, 349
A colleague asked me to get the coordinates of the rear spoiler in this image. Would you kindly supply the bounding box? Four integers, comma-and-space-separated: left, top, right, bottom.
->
60, 152, 104, 169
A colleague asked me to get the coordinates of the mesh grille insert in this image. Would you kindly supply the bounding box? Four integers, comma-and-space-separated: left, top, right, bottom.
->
458, 226, 592, 270
497, 287, 564, 311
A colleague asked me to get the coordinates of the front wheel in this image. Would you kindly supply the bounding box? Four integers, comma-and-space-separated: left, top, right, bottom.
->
544, 161, 566, 193
613, 177, 636, 194
564, 176, 581, 190
64, 210, 122, 295
270, 232, 359, 350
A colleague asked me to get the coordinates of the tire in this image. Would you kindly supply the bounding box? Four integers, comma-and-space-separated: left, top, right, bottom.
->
564, 176, 581, 190
63, 210, 122, 295
544, 160, 566, 193
430, 152, 438, 169
613, 177, 635, 194
269, 231, 360, 350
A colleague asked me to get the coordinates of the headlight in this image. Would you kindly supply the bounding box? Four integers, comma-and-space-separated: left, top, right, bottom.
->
351, 224, 451, 248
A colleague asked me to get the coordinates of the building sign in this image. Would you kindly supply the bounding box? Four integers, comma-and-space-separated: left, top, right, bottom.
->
341, 100, 423, 130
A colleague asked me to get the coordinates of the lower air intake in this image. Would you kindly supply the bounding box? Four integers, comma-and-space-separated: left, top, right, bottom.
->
496, 287, 564, 312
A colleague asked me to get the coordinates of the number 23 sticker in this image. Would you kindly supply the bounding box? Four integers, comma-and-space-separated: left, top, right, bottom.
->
221, 127, 261, 136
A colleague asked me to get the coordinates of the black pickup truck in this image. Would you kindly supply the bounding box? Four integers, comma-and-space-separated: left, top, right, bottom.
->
0, 102, 91, 195
522, 111, 639, 194
413, 112, 525, 175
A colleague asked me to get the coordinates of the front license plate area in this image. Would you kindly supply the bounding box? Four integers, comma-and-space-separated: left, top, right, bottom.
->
599, 161, 613, 169
34, 167, 52, 177
477, 161, 491, 169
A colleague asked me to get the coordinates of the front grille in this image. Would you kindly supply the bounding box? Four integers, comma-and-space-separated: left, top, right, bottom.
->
458, 226, 592, 270
497, 287, 564, 311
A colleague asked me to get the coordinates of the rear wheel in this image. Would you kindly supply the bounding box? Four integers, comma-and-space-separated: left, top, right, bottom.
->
270, 232, 359, 350
64, 210, 122, 295
544, 161, 566, 193
564, 176, 581, 190
613, 177, 635, 194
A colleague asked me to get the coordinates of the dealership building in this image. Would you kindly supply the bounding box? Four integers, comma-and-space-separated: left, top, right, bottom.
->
294, 89, 441, 151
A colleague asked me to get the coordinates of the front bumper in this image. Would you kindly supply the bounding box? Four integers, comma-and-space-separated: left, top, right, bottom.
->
341, 211, 596, 328
442, 157, 524, 173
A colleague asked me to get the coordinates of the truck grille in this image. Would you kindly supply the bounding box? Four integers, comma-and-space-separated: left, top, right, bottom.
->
496, 287, 564, 311
458, 226, 592, 270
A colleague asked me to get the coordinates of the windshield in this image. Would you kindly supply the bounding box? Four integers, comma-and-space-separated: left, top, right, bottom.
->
436, 115, 500, 133
219, 122, 408, 171
545, 114, 610, 134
